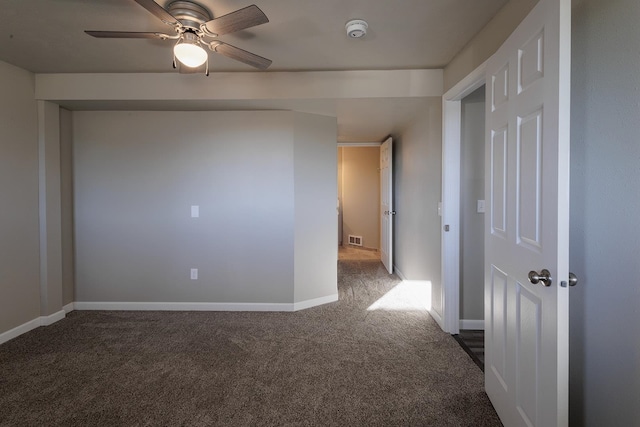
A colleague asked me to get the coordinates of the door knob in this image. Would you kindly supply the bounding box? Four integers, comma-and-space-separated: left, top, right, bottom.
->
562, 272, 578, 287
528, 269, 552, 287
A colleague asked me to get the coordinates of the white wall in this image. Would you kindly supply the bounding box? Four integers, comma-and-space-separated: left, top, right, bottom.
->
460, 87, 485, 322
570, 0, 640, 424
394, 100, 442, 312
339, 146, 380, 250
73, 110, 336, 306
0, 61, 40, 333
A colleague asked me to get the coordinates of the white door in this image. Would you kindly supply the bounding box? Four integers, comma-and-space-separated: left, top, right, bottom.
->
380, 137, 393, 274
484, 0, 570, 425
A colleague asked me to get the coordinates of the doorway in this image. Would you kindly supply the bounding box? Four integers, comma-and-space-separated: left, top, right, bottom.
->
459, 86, 485, 330
440, 62, 486, 334
337, 144, 381, 260
455, 85, 486, 369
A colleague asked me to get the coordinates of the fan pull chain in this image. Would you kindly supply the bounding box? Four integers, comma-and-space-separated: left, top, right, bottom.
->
172, 36, 181, 69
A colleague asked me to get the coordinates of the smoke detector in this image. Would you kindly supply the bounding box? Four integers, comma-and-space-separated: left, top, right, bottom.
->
346, 19, 368, 38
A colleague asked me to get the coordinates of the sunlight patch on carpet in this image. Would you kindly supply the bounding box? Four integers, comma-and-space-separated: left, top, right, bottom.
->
367, 280, 432, 311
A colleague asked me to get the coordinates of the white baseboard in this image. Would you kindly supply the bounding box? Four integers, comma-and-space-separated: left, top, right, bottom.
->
63, 302, 75, 313
76, 295, 341, 312
41, 310, 66, 326
459, 319, 485, 330
394, 266, 407, 281
1, 294, 340, 346
429, 308, 445, 330
0, 310, 67, 346
74, 301, 294, 311
293, 293, 339, 311
0, 318, 42, 346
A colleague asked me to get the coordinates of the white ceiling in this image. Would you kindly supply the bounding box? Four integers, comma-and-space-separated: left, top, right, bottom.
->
0, 0, 506, 140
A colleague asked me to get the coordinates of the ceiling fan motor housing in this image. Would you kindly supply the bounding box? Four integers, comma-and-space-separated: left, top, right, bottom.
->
346, 19, 368, 38
167, 0, 211, 30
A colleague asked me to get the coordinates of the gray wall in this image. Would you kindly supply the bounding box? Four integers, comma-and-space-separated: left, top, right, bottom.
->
293, 113, 338, 303
73, 110, 336, 305
444, 0, 538, 91
337, 147, 343, 245
339, 146, 380, 250
394, 100, 443, 313
38, 101, 64, 317
60, 108, 75, 305
570, 0, 640, 424
0, 61, 40, 333
460, 87, 485, 321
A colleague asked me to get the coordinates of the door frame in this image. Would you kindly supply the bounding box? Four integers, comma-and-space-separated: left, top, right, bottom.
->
440, 61, 488, 334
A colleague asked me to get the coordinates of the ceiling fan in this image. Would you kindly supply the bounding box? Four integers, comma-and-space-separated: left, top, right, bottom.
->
85, 0, 272, 74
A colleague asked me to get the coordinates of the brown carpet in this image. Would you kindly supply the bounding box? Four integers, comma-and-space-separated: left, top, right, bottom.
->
0, 260, 501, 426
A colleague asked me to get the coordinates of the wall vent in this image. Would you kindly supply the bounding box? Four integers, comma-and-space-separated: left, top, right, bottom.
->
348, 235, 363, 246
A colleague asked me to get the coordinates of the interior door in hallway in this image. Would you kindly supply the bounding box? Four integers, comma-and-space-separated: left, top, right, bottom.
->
380, 137, 393, 273
484, 0, 571, 425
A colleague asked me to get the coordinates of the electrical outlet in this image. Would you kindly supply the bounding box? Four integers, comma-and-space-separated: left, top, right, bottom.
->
190, 268, 198, 280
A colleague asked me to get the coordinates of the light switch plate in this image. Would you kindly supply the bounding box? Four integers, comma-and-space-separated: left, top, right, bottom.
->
190, 268, 198, 280
477, 200, 485, 213
191, 205, 199, 218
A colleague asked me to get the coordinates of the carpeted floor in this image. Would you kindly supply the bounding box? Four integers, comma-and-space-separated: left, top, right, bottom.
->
338, 245, 380, 261
0, 260, 501, 426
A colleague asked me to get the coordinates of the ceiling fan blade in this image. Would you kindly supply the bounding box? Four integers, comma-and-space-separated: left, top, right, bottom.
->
204, 5, 268, 36
134, 0, 179, 26
213, 42, 272, 70
85, 30, 166, 39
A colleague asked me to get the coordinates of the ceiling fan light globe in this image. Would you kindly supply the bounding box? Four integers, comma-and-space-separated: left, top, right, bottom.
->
174, 43, 208, 68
